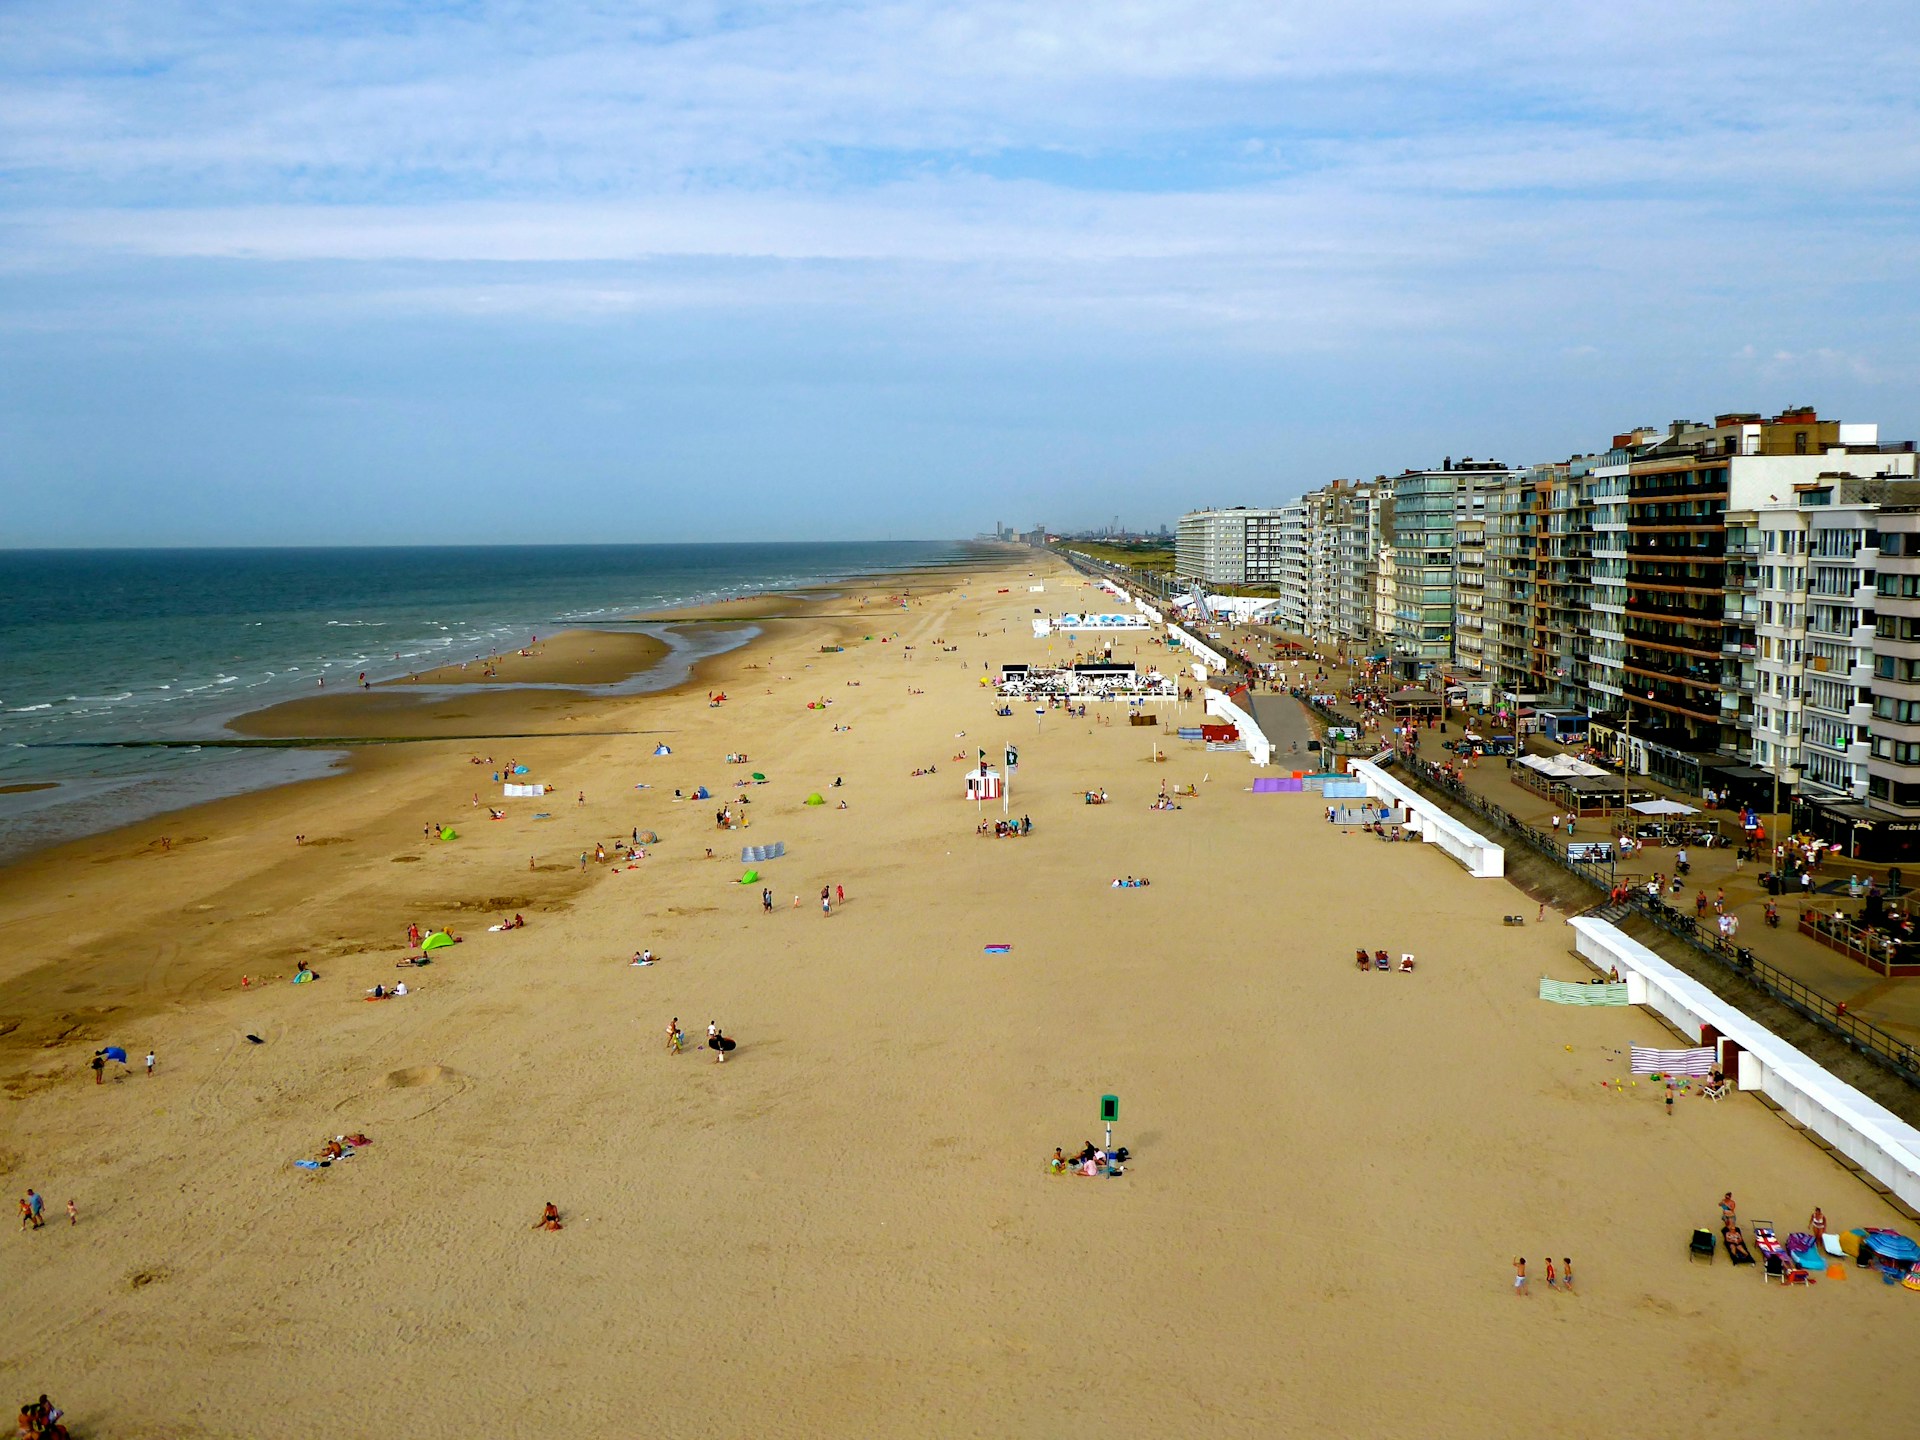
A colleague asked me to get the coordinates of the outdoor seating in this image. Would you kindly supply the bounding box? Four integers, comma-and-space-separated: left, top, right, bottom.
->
1689, 1229, 1716, 1263
1763, 1254, 1787, 1283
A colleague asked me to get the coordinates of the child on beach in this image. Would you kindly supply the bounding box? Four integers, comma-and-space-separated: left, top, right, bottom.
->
1544, 1258, 1557, 1290
1514, 1258, 1528, 1296
1561, 1257, 1574, 1293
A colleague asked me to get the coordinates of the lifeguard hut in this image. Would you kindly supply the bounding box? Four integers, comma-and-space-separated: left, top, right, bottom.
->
965, 767, 1003, 801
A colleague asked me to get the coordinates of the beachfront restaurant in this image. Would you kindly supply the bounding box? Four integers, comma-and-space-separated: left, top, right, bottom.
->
1796, 795, 1920, 866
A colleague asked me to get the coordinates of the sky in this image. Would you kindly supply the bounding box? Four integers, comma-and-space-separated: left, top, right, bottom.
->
2, 1, 1917, 546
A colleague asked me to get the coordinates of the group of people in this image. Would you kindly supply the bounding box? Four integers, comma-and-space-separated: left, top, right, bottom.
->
978, 817, 1032, 837
1511, 1257, 1575, 1295
16, 1190, 73, 1230
1354, 949, 1415, 973
1109, 875, 1151, 888
1049, 1141, 1128, 1177
662, 1017, 738, 1062
15, 1396, 66, 1439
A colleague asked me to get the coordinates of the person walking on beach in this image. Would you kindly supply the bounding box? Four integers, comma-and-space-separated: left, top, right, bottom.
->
1544, 1258, 1558, 1291
145, 1050, 154, 1078
1513, 1257, 1528, 1296
1719, 1192, 1736, 1227
18, 1196, 31, 1232
26, 1190, 44, 1229
821, 886, 831, 917
1561, 1257, 1574, 1293
835, 883, 845, 907
66, 1198, 77, 1227
762, 887, 773, 914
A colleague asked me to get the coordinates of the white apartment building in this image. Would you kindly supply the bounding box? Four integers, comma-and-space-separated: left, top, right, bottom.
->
1175, 507, 1297, 588
1272, 502, 1308, 632
1454, 515, 1487, 675
1750, 469, 1920, 799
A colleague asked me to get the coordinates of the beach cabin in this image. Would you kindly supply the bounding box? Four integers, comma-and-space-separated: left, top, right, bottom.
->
965, 767, 1003, 801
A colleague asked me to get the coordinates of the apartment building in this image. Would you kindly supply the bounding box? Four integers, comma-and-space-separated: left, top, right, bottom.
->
1482, 470, 1535, 694
1175, 507, 1295, 586
1608, 410, 1914, 794
1298, 478, 1386, 650
1454, 514, 1487, 676
1391, 459, 1515, 675
1869, 504, 1920, 837
1272, 503, 1308, 631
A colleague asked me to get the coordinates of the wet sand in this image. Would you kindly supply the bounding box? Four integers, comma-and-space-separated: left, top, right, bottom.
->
2, 552, 1917, 1438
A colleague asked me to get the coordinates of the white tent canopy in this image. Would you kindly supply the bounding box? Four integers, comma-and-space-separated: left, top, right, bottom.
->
1520, 754, 1611, 779
1629, 798, 1698, 816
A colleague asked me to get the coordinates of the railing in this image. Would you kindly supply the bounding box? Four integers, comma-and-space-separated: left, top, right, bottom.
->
1392, 754, 1920, 1088
1798, 910, 1920, 977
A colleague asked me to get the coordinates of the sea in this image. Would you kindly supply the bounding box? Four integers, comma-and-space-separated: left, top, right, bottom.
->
0, 541, 970, 866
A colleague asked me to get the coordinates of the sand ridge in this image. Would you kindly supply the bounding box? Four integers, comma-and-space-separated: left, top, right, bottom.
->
1, 553, 1917, 1438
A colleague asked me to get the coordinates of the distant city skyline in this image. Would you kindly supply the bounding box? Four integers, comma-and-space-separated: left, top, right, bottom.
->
2, 2, 1915, 546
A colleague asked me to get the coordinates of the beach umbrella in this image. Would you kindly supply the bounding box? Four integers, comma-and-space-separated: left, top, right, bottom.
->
99, 1046, 128, 1064
421, 931, 456, 952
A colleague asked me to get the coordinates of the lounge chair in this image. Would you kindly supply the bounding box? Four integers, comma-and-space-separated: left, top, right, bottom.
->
1821, 1233, 1846, 1259
1723, 1233, 1755, 1266
1763, 1254, 1787, 1284
1689, 1229, 1716, 1263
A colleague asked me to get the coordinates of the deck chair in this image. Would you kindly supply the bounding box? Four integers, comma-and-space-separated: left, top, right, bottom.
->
1821, 1233, 1846, 1260
1763, 1254, 1787, 1283
1689, 1229, 1716, 1263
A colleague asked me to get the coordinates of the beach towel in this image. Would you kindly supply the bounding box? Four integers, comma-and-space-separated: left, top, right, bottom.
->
1788, 1234, 1828, 1271
1251, 777, 1286, 793
294, 1159, 321, 1170
984, 944, 1012, 954
1538, 979, 1630, 1006
740, 842, 786, 864
1630, 1045, 1716, 1076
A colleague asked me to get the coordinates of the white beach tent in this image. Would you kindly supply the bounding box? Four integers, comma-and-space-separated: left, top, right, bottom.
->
965, 767, 1003, 801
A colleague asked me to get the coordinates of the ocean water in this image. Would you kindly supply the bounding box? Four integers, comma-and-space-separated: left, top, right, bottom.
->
0, 541, 968, 864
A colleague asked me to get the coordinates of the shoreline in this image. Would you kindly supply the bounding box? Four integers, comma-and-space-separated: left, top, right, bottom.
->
0, 555, 983, 870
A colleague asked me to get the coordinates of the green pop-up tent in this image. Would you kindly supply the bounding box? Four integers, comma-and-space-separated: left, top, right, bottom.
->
438, 827, 458, 841
422, 931, 456, 952
738, 869, 760, 884
803, 793, 825, 806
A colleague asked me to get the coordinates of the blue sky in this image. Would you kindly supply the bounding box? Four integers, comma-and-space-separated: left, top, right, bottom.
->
2, 1, 1916, 545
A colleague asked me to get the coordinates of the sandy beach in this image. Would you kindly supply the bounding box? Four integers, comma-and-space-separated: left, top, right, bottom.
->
3, 551, 1917, 1438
